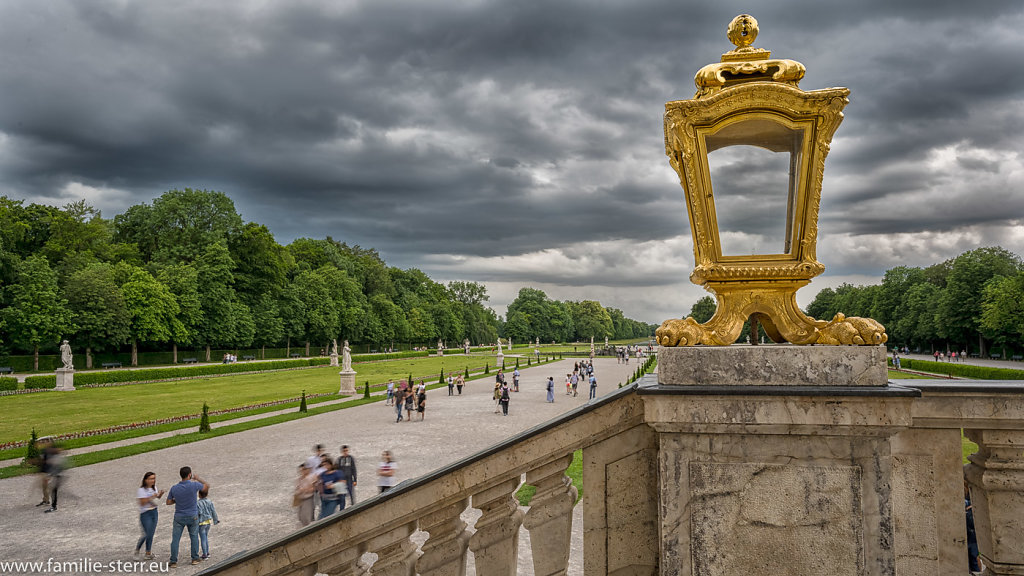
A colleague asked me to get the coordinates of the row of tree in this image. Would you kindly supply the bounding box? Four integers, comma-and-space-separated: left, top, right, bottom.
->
682, 246, 1024, 355
802, 247, 1023, 355
0, 190, 653, 369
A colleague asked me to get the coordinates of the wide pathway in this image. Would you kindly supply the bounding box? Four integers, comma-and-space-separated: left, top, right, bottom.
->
0, 357, 643, 575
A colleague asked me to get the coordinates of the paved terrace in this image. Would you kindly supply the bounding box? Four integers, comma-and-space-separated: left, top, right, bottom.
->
0, 357, 643, 575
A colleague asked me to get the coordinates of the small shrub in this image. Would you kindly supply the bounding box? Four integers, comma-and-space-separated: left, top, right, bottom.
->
299, 390, 308, 413
464, 366, 469, 379
439, 371, 445, 384
364, 381, 370, 399
485, 364, 490, 374
0, 376, 18, 391
23, 428, 40, 465
198, 403, 211, 433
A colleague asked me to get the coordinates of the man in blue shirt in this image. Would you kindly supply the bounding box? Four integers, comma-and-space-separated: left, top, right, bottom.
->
166, 466, 209, 567
589, 374, 598, 400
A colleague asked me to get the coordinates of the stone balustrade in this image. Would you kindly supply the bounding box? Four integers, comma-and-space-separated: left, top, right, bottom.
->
200, 374, 1024, 576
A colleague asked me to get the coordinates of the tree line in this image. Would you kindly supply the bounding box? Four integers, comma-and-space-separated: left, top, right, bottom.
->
803, 246, 1023, 355
682, 246, 1024, 355
0, 190, 653, 369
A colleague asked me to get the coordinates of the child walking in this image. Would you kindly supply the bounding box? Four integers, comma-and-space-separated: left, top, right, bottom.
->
197, 489, 220, 560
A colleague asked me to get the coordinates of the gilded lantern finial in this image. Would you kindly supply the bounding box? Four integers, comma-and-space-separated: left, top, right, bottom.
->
726, 14, 758, 49
656, 15, 887, 347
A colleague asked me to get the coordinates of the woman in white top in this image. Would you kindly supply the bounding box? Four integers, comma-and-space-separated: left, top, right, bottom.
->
377, 451, 397, 493
135, 472, 165, 559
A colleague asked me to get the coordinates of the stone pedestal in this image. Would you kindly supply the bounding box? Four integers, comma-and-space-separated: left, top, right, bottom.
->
632, 345, 911, 576
55, 368, 75, 391
339, 370, 357, 396
330, 353, 339, 367
658, 344, 888, 387
496, 352, 504, 369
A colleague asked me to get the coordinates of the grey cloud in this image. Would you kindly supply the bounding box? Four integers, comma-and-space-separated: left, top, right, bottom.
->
0, 0, 1022, 321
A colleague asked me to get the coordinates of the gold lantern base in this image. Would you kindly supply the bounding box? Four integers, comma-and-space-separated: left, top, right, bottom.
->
656, 280, 887, 347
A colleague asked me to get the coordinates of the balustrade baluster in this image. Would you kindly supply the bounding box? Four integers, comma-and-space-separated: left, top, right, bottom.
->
523, 454, 577, 576
965, 429, 1024, 576
469, 477, 525, 576
318, 544, 370, 576
415, 497, 472, 576
366, 522, 420, 576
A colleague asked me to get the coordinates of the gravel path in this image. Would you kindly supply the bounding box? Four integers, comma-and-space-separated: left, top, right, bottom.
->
0, 358, 643, 575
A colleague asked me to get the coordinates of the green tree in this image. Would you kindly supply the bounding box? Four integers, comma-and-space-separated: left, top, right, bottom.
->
569, 300, 613, 341
121, 267, 182, 366
1, 255, 73, 370
689, 296, 717, 323
195, 241, 243, 359
937, 247, 1022, 354
157, 263, 203, 363
65, 263, 131, 368
980, 271, 1024, 355
227, 222, 292, 302
147, 189, 243, 265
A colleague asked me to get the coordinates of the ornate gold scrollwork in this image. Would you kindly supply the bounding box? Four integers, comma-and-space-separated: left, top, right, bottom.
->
659, 16, 887, 347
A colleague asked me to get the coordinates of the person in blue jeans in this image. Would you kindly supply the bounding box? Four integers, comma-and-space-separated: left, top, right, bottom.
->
135, 472, 165, 559
196, 489, 220, 560
166, 466, 209, 567
319, 460, 345, 518
588, 375, 597, 400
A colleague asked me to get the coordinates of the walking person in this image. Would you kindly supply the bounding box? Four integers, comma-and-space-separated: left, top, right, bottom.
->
293, 465, 317, 526
447, 373, 455, 396
33, 437, 54, 508
499, 382, 511, 415
197, 489, 220, 560
394, 388, 405, 422
166, 466, 209, 567
565, 373, 572, 395
456, 374, 464, 395
42, 444, 65, 513
570, 372, 579, 397
336, 445, 358, 505
135, 472, 165, 559
417, 388, 427, 421
404, 387, 415, 422
386, 381, 395, 405
546, 376, 555, 403
377, 451, 397, 494
589, 374, 598, 400
513, 368, 520, 392
493, 380, 502, 413
318, 460, 344, 518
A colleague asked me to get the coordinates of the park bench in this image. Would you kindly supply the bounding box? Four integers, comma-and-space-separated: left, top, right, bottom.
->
242, 354, 256, 361
990, 354, 1002, 360
290, 353, 301, 358
0, 367, 12, 375
970, 353, 981, 358
1012, 355, 1023, 362
101, 362, 122, 369
182, 357, 198, 364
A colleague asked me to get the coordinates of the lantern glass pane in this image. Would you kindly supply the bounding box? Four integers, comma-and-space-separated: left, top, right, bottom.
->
704, 120, 804, 257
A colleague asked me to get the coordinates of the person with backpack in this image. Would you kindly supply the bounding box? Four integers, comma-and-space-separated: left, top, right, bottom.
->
499, 382, 511, 415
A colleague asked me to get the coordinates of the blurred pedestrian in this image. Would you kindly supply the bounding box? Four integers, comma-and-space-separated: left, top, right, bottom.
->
377, 451, 397, 494
546, 377, 555, 402
336, 445, 357, 505
294, 465, 317, 526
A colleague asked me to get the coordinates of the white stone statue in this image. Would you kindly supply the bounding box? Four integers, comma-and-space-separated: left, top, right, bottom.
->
330, 339, 338, 356
438, 339, 443, 350
508, 337, 513, 350
536, 337, 540, 346
59, 340, 73, 370
342, 340, 352, 372
464, 338, 471, 354
605, 336, 609, 348
497, 338, 503, 353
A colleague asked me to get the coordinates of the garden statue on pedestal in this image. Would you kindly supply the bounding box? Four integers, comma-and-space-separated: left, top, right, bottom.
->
330, 339, 339, 367
55, 339, 75, 391
464, 338, 471, 354
338, 340, 356, 395
437, 339, 444, 356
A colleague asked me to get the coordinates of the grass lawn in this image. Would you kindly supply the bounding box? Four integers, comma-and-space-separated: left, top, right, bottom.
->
887, 370, 932, 379
0, 355, 526, 445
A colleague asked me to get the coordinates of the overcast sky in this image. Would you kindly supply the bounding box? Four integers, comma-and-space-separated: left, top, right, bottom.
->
2, 0, 1022, 324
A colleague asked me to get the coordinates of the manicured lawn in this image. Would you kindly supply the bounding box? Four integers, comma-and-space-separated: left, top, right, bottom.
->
0, 355, 514, 444
887, 370, 932, 379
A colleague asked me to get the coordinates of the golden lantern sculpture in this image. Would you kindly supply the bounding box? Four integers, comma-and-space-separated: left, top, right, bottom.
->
656, 15, 887, 347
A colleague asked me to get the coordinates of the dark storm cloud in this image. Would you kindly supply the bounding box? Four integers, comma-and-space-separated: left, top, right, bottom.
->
1, 0, 1022, 321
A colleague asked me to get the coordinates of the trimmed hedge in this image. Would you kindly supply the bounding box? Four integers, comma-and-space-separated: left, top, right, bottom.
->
889, 358, 1024, 380
0, 377, 18, 391
24, 376, 57, 389
0, 344, 432, 373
